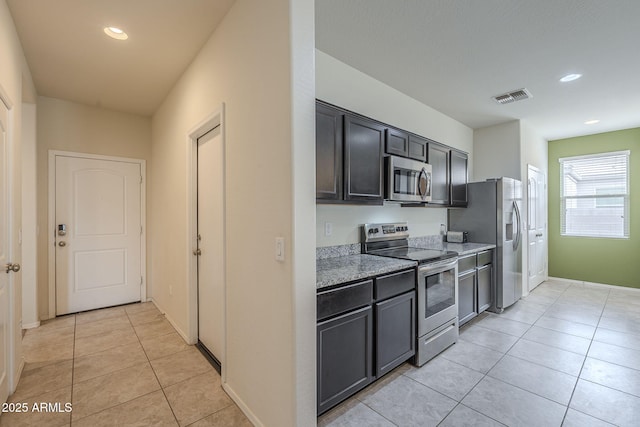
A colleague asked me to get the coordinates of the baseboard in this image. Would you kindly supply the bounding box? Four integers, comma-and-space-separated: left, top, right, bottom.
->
149, 298, 194, 345
547, 276, 640, 293
22, 321, 41, 329
222, 382, 264, 427
12, 357, 25, 394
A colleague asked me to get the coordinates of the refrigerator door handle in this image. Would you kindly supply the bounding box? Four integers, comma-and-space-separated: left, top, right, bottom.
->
513, 201, 522, 250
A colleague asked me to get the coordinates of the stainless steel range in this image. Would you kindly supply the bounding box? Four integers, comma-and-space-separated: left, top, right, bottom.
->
362, 222, 459, 366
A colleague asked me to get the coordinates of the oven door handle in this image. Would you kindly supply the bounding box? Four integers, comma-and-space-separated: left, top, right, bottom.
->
419, 258, 458, 275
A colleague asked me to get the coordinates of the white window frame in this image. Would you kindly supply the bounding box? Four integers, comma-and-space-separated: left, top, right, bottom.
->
559, 150, 630, 239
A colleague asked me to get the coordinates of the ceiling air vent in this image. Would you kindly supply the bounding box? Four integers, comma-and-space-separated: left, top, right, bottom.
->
492, 88, 533, 105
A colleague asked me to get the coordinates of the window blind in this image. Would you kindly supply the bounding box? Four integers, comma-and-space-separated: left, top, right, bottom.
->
559, 150, 630, 238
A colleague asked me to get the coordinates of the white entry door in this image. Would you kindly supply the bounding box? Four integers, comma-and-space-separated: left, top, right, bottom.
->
527, 165, 547, 291
197, 126, 225, 363
55, 155, 142, 315
0, 97, 11, 404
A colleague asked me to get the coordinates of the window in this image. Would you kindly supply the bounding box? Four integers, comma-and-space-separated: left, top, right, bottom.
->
559, 151, 630, 238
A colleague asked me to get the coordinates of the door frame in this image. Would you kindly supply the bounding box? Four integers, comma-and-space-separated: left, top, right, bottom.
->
526, 163, 547, 292
186, 104, 226, 378
47, 150, 147, 318
0, 85, 17, 399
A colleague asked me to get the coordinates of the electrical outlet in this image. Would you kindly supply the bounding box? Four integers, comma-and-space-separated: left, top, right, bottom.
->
324, 222, 333, 236
169, 285, 173, 296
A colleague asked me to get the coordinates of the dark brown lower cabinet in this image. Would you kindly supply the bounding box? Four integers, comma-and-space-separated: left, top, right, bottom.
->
375, 291, 415, 377
458, 250, 494, 326
317, 306, 373, 414
458, 269, 477, 325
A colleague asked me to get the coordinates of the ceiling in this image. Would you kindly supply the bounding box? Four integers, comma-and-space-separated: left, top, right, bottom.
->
7, 1, 640, 139
7, 0, 236, 116
316, 0, 640, 140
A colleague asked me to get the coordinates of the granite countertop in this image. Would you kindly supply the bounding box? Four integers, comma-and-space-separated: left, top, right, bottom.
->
316, 254, 416, 290
407, 236, 495, 256
427, 242, 496, 256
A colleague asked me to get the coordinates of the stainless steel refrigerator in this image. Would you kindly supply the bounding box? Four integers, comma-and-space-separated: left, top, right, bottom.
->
448, 177, 523, 312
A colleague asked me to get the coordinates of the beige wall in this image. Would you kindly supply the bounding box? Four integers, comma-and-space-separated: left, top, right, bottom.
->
35, 96, 152, 318
149, 0, 315, 425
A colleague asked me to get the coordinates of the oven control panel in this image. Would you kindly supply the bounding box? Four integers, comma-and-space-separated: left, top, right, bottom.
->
363, 222, 410, 242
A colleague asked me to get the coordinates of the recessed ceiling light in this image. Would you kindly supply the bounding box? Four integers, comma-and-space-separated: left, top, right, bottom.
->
584, 119, 600, 125
104, 26, 128, 40
560, 73, 582, 83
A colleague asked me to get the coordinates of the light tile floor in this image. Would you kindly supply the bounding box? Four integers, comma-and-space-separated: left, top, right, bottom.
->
1, 302, 251, 427
319, 280, 640, 427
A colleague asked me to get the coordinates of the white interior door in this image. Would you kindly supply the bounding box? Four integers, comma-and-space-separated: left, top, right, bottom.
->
0, 98, 11, 404
197, 126, 225, 363
55, 155, 142, 315
527, 165, 547, 291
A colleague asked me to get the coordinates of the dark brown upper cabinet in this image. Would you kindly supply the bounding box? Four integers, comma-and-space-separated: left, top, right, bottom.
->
385, 129, 427, 163
407, 134, 427, 162
427, 141, 450, 205
344, 114, 385, 204
385, 127, 409, 158
450, 149, 468, 207
316, 102, 344, 201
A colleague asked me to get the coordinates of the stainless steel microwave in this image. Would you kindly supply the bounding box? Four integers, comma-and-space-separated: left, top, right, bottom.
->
385, 155, 432, 203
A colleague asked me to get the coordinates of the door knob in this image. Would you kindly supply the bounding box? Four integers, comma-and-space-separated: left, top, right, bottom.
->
193, 248, 201, 256
5, 263, 20, 273
58, 241, 67, 247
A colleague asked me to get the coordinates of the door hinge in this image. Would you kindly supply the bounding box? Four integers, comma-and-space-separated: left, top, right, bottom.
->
140, 276, 143, 286
140, 175, 143, 184
140, 225, 143, 235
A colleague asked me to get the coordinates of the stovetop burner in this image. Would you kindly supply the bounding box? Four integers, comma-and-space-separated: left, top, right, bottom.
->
362, 222, 457, 264
368, 246, 457, 264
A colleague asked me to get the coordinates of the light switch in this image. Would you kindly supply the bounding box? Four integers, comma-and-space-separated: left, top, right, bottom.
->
275, 237, 285, 262
324, 222, 333, 236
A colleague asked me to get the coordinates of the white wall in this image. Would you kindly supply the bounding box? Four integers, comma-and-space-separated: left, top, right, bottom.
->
36, 96, 152, 319
473, 120, 521, 181
473, 119, 549, 295
316, 51, 473, 246
150, 0, 315, 425
317, 204, 446, 246
21, 102, 37, 328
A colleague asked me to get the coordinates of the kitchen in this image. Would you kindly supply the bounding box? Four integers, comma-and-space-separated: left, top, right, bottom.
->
1, 1, 640, 426
314, 1, 640, 425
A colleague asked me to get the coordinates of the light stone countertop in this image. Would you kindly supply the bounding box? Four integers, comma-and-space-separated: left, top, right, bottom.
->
434, 242, 496, 256
316, 254, 416, 290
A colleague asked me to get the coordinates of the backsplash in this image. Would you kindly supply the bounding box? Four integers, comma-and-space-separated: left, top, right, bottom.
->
316, 204, 447, 247
316, 235, 442, 259
316, 244, 361, 260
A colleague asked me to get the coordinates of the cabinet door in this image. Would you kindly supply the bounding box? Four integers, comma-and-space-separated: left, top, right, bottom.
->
375, 291, 415, 377
317, 306, 373, 414
477, 264, 493, 313
408, 134, 427, 162
385, 127, 409, 157
316, 102, 344, 201
458, 270, 477, 326
344, 115, 385, 203
427, 142, 450, 205
450, 149, 468, 207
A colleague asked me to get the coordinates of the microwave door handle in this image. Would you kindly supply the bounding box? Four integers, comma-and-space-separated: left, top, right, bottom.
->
418, 168, 428, 199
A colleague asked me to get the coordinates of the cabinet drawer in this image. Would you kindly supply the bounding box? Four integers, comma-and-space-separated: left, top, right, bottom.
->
375, 269, 415, 301
477, 250, 492, 267
317, 280, 373, 321
457, 254, 476, 273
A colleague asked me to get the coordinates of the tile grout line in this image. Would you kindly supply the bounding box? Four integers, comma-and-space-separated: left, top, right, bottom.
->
559, 286, 611, 426
127, 308, 182, 426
